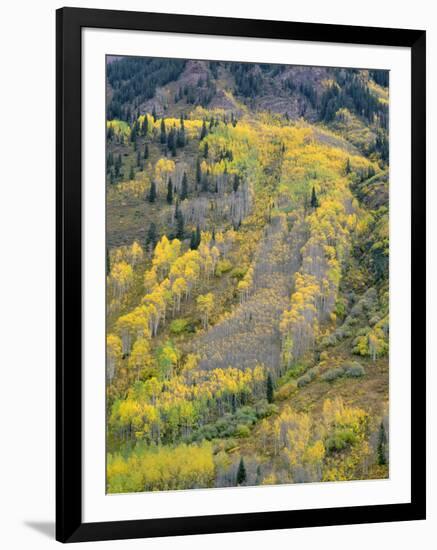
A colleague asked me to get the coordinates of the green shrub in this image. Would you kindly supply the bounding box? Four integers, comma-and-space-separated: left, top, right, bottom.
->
255, 399, 279, 417
297, 374, 311, 388
169, 318, 190, 334
230, 266, 247, 279
235, 424, 251, 438
215, 259, 233, 276
326, 429, 357, 452
344, 362, 366, 378
307, 366, 320, 380
321, 367, 345, 382
297, 366, 319, 388
275, 381, 297, 401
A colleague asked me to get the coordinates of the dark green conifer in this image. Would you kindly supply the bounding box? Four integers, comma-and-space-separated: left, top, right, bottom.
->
377, 422, 387, 466
148, 180, 157, 203
166, 178, 173, 204
181, 172, 188, 200
160, 118, 166, 144
200, 120, 207, 140
236, 457, 247, 485
106, 247, 110, 276
310, 186, 319, 208
266, 372, 274, 404
146, 222, 157, 250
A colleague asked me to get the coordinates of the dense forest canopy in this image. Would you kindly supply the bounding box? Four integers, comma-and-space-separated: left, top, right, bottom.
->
105, 57, 389, 493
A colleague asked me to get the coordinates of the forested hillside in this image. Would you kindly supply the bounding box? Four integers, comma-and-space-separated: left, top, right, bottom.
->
105, 57, 389, 493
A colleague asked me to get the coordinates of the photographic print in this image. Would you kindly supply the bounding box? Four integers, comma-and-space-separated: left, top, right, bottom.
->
105, 55, 390, 494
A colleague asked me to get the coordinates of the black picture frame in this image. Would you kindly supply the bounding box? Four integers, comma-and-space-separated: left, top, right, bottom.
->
56, 6, 426, 543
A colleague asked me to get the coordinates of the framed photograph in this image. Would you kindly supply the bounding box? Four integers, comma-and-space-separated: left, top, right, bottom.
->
56, 7, 426, 543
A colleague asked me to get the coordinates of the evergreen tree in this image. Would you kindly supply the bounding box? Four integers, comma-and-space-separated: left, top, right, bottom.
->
196, 158, 202, 189
189, 224, 202, 250
130, 121, 137, 143
266, 372, 274, 404
144, 143, 149, 160
141, 115, 148, 135
377, 422, 387, 466
181, 172, 188, 200
106, 247, 110, 276
137, 150, 141, 167
345, 157, 352, 174
167, 127, 177, 156
200, 120, 208, 140
231, 393, 237, 414
211, 227, 216, 242
166, 178, 173, 204
152, 106, 157, 122
148, 180, 157, 203
190, 230, 197, 250
236, 457, 247, 485
233, 174, 240, 193
310, 186, 319, 208
177, 118, 186, 147
203, 142, 209, 159
129, 165, 135, 181
146, 222, 157, 250
160, 118, 167, 144
175, 203, 185, 239
115, 153, 122, 179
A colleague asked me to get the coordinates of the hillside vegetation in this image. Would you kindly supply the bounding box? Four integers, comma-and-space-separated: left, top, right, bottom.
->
105, 57, 389, 493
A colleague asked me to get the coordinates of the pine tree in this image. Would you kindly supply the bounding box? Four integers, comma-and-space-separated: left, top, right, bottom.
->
129, 165, 135, 181
196, 158, 202, 189
146, 222, 157, 250
144, 143, 149, 160
152, 106, 157, 122
181, 172, 188, 200
189, 225, 201, 250
310, 186, 319, 208
377, 422, 387, 466
345, 157, 351, 174
130, 121, 137, 143
175, 204, 184, 239
137, 150, 141, 167
236, 457, 247, 485
190, 230, 197, 250
106, 247, 110, 276
160, 118, 166, 144
167, 127, 177, 157
266, 372, 274, 404
203, 142, 209, 159
233, 174, 240, 193
231, 393, 237, 414
177, 118, 185, 147
200, 120, 208, 140
115, 153, 122, 179
148, 180, 157, 203
142, 115, 148, 135
166, 178, 173, 204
